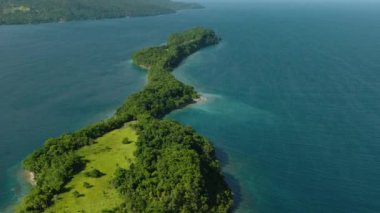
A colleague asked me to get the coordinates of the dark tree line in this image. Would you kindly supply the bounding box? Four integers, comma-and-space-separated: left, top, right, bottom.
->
0, 0, 202, 25
112, 119, 233, 212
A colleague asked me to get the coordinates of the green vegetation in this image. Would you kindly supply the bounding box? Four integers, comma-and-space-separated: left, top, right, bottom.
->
17, 28, 233, 212
85, 169, 105, 178
122, 138, 132, 144
17, 114, 134, 212
116, 28, 221, 119
132, 28, 221, 71
0, 0, 202, 25
83, 182, 92, 188
46, 124, 137, 213
113, 119, 232, 212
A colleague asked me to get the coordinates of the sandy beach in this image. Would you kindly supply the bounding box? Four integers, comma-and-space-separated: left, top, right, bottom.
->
194, 95, 207, 103
23, 170, 36, 186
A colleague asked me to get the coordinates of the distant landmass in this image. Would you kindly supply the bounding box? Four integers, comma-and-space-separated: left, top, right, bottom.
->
0, 0, 202, 25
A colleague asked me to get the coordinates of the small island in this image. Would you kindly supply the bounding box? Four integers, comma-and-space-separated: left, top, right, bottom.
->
17, 28, 233, 212
0, 0, 202, 25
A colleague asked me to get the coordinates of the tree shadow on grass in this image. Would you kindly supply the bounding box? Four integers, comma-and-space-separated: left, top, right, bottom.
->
60, 186, 73, 193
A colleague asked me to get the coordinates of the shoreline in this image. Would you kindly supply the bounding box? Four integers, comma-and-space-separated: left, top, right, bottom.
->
193, 95, 207, 104
17, 28, 232, 212
23, 170, 36, 186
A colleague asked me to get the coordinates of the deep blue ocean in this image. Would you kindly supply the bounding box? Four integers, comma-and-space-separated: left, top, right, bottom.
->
1, 2, 380, 212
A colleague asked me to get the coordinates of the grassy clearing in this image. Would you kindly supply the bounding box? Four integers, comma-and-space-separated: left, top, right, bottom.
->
46, 123, 137, 213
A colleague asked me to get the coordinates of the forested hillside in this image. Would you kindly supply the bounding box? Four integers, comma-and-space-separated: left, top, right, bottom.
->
0, 0, 202, 25
17, 28, 233, 213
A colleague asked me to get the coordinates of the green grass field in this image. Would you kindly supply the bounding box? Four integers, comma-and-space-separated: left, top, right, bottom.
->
46, 123, 137, 213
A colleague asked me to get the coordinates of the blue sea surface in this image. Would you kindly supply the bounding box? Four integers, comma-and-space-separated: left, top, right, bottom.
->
1, 2, 380, 212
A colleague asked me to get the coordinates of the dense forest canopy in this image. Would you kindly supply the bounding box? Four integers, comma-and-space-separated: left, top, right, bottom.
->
0, 0, 202, 25
17, 28, 233, 212
113, 119, 232, 212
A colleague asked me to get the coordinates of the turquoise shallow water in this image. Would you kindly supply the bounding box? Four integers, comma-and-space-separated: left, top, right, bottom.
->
1, 2, 380, 212
168, 3, 380, 212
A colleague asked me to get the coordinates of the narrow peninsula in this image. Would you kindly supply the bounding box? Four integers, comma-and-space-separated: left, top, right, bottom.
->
17, 27, 233, 212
